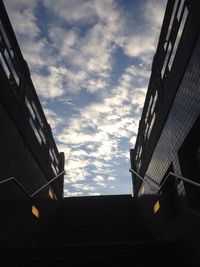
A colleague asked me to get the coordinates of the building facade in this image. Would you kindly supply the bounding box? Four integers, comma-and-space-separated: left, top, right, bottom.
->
0, 0, 66, 245
0, 1, 65, 200
130, 0, 200, 256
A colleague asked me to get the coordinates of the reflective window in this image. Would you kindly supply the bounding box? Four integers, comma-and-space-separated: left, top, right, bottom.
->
145, 96, 153, 123
56, 166, 59, 173
177, 0, 185, 21
30, 118, 42, 145
51, 163, 57, 176
138, 146, 142, 158
151, 91, 158, 115
161, 42, 172, 78
52, 148, 58, 164
4, 49, 19, 86
137, 160, 141, 172
0, 52, 10, 78
0, 20, 12, 51
32, 101, 43, 127
144, 123, 149, 140
164, 42, 168, 51
165, 0, 179, 41
25, 97, 35, 119
147, 113, 156, 139
49, 149, 54, 162
39, 127, 46, 144
150, 113, 156, 132
168, 7, 188, 71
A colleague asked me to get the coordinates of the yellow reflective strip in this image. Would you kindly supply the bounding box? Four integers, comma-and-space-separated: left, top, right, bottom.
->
153, 201, 160, 214
32, 205, 40, 218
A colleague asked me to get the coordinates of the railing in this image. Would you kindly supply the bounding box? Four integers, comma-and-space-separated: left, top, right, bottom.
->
129, 168, 200, 194
157, 171, 200, 193
0, 170, 66, 198
129, 168, 158, 192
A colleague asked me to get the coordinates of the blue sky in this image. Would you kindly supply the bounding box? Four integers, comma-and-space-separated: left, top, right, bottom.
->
4, 0, 167, 197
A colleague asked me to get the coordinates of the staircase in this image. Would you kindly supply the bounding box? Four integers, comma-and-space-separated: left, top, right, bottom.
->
0, 195, 197, 266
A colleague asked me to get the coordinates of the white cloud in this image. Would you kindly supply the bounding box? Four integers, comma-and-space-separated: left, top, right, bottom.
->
110, 186, 115, 190
88, 192, 101, 196
43, 108, 63, 131
93, 175, 104, 182
41, 0, 122, 94
43, 0, 119, 24
32, 66, 66, 99
107, 176, 116, 181
3, 0, 39, 38
4, 0, 163, 98
130, 136, 137, 147
64, 189, 83, 197
144, 0, 167, 27
3, 0, 166, 197
56, 63, 150, 192
72, 183, 96, 191
64, 164, 88, 183
115, 0, 167, 63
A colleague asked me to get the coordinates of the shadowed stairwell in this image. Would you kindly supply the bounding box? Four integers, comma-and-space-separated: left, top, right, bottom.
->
0, 194, 196, 266
1, 0, 200, 265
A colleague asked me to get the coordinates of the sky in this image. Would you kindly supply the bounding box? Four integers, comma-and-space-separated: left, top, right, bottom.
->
3, 0, 167, 197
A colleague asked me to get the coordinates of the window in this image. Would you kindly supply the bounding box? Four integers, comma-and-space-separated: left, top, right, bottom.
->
144, 123, 149, 140
147, 113, 156, 140
0, 52, 10, 78
32, 101, 43, 128
51, 163, 57, 176
30, 118, 42, 145
56, 166, 59, 174
0, 20, 12, 51
49, 149, 54, 162
164, 42, 168, 51
26, 98, 46, 145
149, 113, 156, 131
168, 7, 188, 71
151, 91, 158, 115
25, 97, 35, 119
161, 42, 172, 78
52, 148, 58, 164
177, 0, 185, 21
39, 127, 46, 144
145, 96, 153, 122
137, 160, 141, 173
138, 146, 142, 158
165, 0, 179, 42
4, 49, 19, 86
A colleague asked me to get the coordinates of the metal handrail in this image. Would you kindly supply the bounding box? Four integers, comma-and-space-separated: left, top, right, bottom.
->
129, 168, 200, 194
0, 177, 30, 197
129, 168, 158, 192
0, 170, 66, 198
158, 171, 200, 193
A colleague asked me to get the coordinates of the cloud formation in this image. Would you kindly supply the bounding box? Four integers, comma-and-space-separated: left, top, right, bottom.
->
3, 0, 167, 196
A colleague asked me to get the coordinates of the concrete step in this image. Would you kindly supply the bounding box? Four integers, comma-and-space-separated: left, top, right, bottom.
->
0, 241, 192, 266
